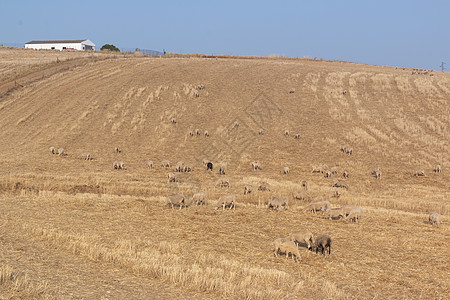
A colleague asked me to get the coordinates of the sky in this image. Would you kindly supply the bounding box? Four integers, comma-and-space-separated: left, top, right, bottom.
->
1, 0, 449, 70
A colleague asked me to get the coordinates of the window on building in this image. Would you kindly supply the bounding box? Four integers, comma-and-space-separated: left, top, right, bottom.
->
51, 47, 55, 49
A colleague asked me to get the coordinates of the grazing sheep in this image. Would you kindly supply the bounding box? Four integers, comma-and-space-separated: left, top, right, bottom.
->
282, 166, 290, 175
193, 89, 199, 98
204, 130, 209, 137
147, 160, 154, 169
330, 166, 338, 175
311, 165, 323, 173
233, 121, 239, 129
292, 190, 310, 201
258, 128, 264, 135
113, 161, 120, 170
170, 118, 177, 124
273, 237, 289, 257
214, 194, 236, 210
413, 168, 425, 176
429, 212, 441, 227
218, 165, 225, 175
284, 129, 290, 137
294, 133, 300, 139
434, 164, 442, 173
288, 88, 295, 94
197, 83, 205, 90
251, 161, 262, 171
274, 239, 301, 262
161, 160, 171, 168
324, 208, 345, 220
118, 161, 126, 170
289, 230, 314, 250
345, 206, 362, 223
174, 161, 185, 172
342, 89, 347, 95
188, 130, 194, 137
114, 146, 121, 153
324, 169, 332, 178
332, 179, 349, 190
202, 158, 211, 167
244, 184, 253, 195
79, 152, 92, 160
215, 177, 231, 188
315, 235, 332, 257
340, 145, 347, 153
302, 181, 308, 191
57, 148, 65, 156
167, 194, 187, 209
185, 164, 193, 172
371, 167, 382, 179
331, 187, 341, 199
343, 169, 350, 178
193, 192, 207, 205
207, 162, 213, 171
195, 129, 201, 136
342, 205, 356, 217
345, 147, 353, 155
268, 196, 289, 211
258, 181, 270, 191
303, 200, 330, 214
49, 146, 57, 154
167, 172, 178, 183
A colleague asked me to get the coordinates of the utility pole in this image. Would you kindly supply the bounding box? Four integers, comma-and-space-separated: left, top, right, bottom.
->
440, 62, 446, 72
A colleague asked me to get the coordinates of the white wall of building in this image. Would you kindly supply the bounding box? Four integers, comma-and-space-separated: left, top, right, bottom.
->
24, 40, 96, 51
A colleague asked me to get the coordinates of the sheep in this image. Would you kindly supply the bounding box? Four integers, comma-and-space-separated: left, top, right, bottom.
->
197, 83, 205, 90
207, 162, 213, 171
342, 89, 347, 95
345, 147, 353, 155
215, 177, 231, 188
345, 206, 362, 223
233, 121, 239, 129
284, 129, 290, 137
214, 194, 236, 210
258, 128, 264, 135
161, 160, 171, 168
289, 230, 314, 250
193, 192, 207, 205
429, 212, 441, 227
434, 164, 442, 173
331, 187, 341, 199
330, 166, 338, 175
324, 169, 332, 178
204, 130, 209, 137
167, 172, 178, 183
57, 147, 65, 156
251, 161, 262, 171
303, 200, 330, 214
244, 184, 253, 195
218, 165, 226, 175
193, 89, 199, 98
49, 146, 56, 154
273, 237, 289, 257
342, 169, 350, 178
118, 161, 126, 170
292, 190, 310, 201
282, 166, 290, 175
294, 133, 300, 139
274, 239, 301, 262
113, 161, 120, 170
413, 168, 425, 176
188, 130, 194, 137
342, 205, 356, 217
371, 167, 382, 179
340, 145, 347, 153
167, 194, 187, 209
268, 196, 289, 211
195, 129, 201, 136
170, 118, 177, 124
258, 181, 270, 191
324, 208, 345, 220
332, 179, 349, 190
288, 88, 295, 94
202, 158, 211, 167
147, 160, 154, 168
311, 165, 323, 173
114, 146, 121, 153
301, 181, 308, 191
314, 235, 332, 257
183, 164, 193, 173
79, 152, 92, 160
174, 161, 185, 172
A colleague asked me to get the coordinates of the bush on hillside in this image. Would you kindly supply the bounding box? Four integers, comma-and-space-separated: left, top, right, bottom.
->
100, 44, 120, 52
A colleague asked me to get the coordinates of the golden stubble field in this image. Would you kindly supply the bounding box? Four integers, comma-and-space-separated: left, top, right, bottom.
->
0, 48, 448, 299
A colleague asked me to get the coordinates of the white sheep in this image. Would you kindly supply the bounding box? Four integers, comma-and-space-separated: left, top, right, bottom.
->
167, 194, 186, 209
57, 147, 65, 156
429, 212, 441, 227
49, 146, 56, 154
214, 194, 236, 210
244, 184, 253, 195
193, 192, 207, 205
147, 160, 154, 168
251, 161, 262, 171
257, 181, 270, 191
289, 230, 314, 250
167, 172, 178, 183
282, 166, 290, 175
274, 239, 301, 262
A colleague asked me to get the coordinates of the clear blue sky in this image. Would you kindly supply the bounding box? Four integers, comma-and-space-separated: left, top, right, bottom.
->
1, 0, 449, 70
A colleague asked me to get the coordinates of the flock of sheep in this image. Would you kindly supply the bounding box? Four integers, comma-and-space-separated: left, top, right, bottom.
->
48, 104, 444, 264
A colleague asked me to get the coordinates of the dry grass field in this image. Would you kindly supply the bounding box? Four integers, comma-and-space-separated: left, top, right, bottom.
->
0, 48, 448, 299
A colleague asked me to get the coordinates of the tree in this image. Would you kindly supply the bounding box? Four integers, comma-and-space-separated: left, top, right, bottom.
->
100, 44, 120, 52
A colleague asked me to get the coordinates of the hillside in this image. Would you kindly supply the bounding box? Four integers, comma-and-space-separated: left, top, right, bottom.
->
0, 49, 448, 299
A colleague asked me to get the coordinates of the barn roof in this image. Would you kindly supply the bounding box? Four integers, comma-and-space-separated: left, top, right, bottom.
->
25, 40, 89, 44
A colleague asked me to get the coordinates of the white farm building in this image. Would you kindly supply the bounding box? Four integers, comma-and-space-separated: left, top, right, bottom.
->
24, 39, 96, 51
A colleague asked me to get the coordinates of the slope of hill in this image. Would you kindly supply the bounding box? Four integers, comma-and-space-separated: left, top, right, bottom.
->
0, 50, 448, 299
